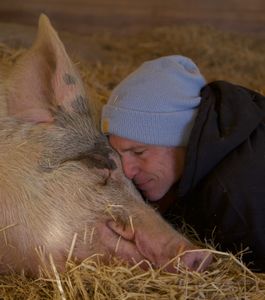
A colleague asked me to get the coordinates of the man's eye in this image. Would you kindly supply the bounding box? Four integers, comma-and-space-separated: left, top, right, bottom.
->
134, 150, 145, 155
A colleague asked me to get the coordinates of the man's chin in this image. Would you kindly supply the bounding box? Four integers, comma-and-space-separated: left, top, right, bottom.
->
141, 190, 162, 202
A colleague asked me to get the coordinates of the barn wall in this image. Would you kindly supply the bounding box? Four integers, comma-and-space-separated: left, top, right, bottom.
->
0, 0, 265, 36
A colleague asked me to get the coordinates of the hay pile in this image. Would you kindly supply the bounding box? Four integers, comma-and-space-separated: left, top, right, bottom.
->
1, 24, 265, 299
1, 252, 265, 299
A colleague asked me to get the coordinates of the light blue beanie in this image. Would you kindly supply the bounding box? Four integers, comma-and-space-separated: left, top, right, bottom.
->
101, 55, 206, 146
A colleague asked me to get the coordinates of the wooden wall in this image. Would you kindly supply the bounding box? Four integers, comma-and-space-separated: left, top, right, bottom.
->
0, 0, 265, 36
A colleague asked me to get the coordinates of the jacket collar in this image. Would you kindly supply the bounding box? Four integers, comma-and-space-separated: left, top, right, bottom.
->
178, 80, 265, 197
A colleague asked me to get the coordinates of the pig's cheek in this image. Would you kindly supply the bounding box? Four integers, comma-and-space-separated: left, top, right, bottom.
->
97, 222, 145, 265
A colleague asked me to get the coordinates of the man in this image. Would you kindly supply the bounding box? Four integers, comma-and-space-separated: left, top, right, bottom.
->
101, 55, 265, 272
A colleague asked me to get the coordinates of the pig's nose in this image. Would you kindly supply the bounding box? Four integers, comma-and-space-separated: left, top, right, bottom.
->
178, 249, 213, 272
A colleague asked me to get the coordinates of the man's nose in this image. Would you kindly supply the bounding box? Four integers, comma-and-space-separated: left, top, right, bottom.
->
122, 157, 138, 179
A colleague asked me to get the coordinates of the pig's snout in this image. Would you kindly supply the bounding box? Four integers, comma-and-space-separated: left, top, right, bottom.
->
170, 248, 213, 272
107, 219, 212, 273
143, 240, 213, 273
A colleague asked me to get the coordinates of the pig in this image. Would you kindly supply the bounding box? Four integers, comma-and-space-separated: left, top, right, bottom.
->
0, 14, 212, 276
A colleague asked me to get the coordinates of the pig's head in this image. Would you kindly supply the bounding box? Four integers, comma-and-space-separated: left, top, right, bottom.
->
0, 14, 212, 276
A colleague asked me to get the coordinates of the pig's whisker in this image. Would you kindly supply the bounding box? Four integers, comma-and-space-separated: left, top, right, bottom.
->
0, 223, 17, 233
129, 216, 135, 235
107, 204, 123, 208
115, 235, 121, 253
67, 233, 78, 263
16, 141, 27, 148
49, 254, 66, 300
104, 203, 124, 221
35, 246, 52, 278
89, 227, 95, 244
83, 224, 87, 244
0, 223, 17, 246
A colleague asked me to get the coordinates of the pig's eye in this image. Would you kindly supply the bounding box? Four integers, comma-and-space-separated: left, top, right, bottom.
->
80, 154, 116, 171
97, 169, 111, 186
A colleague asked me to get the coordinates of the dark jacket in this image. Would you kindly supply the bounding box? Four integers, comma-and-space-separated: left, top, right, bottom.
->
164, 80, 265, 272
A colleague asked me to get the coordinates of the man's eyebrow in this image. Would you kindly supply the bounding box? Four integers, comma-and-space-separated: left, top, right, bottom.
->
120, 146, 145, 153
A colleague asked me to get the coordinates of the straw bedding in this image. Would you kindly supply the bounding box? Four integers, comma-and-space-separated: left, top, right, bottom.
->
0, 24, 265, 299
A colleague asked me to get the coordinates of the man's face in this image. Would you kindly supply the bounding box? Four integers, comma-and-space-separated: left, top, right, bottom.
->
109, 135, 186, 201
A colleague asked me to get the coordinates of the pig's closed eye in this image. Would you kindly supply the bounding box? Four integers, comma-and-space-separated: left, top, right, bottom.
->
80, 154, 116, 171
97, 169, 111, 186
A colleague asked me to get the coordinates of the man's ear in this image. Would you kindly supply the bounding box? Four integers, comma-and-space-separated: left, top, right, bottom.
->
6, 14, 87, 123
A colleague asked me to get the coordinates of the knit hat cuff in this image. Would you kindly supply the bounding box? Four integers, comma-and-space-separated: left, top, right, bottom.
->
102, 104, 199, 146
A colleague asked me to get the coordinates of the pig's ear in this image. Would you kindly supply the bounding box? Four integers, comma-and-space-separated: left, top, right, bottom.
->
6, 14, 87, 123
